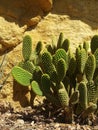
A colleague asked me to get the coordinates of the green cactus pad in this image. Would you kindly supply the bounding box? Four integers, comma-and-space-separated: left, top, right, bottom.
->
41, 74, 51, 94
76, 47, 80, 61
41, 51, 55, 77
91, 35, 98, 53
46, 44, 53, 54
31, 81, 43, 96
83, 41, 89, 52
76, 48, 87, 73
57, 58, 67, 82
35, 41, 42, 55
22, 35, 32, 61
87, 81, 97, 104
58, 87, 69, 107
18, 61, 35, 74
53, 48, 68, 69
78, 82, 88, 109
57, 32, 64, 49
94, 48, 98, 68
62, 39, 70, 52
58, 82, 69, 107
12, 66, 32, 86
85, 54, 96, 81
68, 56, 76, 75
33, 66, 43, 84
69, 90, 79, 105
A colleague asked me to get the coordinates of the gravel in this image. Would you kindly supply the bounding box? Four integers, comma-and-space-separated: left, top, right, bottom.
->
0, 102, 97, 130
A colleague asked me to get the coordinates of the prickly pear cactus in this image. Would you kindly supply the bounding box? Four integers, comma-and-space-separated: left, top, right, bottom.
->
94, 48, 98, 68
11, 33, 98, 124
57, 58, 67, 82
78, 82, 88, 109
87, 81, 97, 104
35, 41, 42, 55
76, 48, 87, 74
53, 48, 68, 69
31, 80, 43, 96
91, 35, 98, 53
83, 41, 89, 52
22, 35, 32, 61
57, 82, 69, 107
57, 32, 64, 49
41, 51, 56, 78
19, 61, 35, 74
85, 54, 96, 82
12, 66, 32, 86
69, 90, 79, 105
62, 39, 70, 52
41, 73, 51, 94
68, 56, 76, 75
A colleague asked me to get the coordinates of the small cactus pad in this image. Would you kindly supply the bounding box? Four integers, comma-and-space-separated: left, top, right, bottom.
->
78, 82, 88, 109
85, 54, 96, 81
18, 61, 35, 74
31, 81, 43, 96
41, 51, 55, 77
22, 35, 32, 61
41, 74, 51, 94
83, 41, 89, 52
87, 81, 97, 103
62, 39, 70, 52
35, 41, 42, 55
46, 44, 53, 54
53, 48, 68, 68
69, 90, 79, 105
94, 48, 98, 68
57, 32, 64, 49
12, 66, 32, 86
58, 87, 69, 107
57, 58, 67, 82
76, 48, 87, 73
91, 35, 98, 53
68, 56, 76, 75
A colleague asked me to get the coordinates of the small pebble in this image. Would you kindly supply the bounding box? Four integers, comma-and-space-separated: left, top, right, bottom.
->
16, 119, 24, 125
54, 123, 60, 128
31, 121, 35, 126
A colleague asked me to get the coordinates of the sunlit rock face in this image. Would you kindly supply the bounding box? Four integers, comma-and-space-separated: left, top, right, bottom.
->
0, 0, 53, 52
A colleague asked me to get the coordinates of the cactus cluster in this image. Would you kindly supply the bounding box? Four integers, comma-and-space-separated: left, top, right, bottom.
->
12, 33, 98, 124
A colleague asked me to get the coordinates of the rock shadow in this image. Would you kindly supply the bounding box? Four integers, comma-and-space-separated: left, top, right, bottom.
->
0, 0, 45, 28
52, 0, 98, 30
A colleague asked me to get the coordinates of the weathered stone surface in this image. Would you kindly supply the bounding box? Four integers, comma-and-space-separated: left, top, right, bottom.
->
0, 0, 53, 52
38, 0, 53, 12
0, 17, 26, 52
0, 0, 53, 27
53, 0, 98, 23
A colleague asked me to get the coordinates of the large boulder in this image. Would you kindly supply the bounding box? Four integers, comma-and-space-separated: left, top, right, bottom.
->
0, 0, 53, 52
